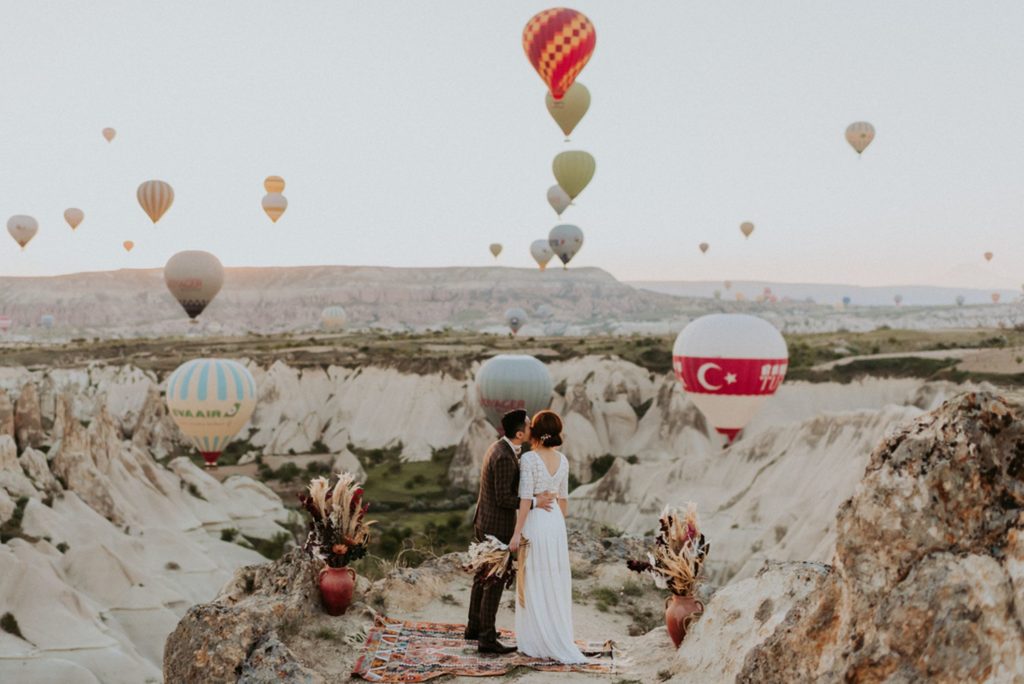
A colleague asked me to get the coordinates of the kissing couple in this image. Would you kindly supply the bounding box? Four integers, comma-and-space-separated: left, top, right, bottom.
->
465, 408, 588, 664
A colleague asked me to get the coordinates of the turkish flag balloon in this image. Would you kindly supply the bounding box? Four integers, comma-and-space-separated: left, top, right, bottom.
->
523, 8, 596, 101
672, 314, 788, 443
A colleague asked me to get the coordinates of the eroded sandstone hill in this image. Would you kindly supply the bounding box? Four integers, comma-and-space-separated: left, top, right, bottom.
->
162, 391, 1024, 683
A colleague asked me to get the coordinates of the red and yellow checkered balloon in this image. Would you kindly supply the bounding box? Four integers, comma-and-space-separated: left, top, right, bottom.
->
522, 8, 596, 101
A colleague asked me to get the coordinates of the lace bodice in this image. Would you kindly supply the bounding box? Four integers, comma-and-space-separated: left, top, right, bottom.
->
518, 450, 569, 500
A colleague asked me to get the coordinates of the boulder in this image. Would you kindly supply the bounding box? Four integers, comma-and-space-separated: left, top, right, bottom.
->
14, 383, 44, 451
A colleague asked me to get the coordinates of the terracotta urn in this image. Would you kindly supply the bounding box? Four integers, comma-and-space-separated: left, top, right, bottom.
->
319, 566, 356, 616
665, 594, 704, 647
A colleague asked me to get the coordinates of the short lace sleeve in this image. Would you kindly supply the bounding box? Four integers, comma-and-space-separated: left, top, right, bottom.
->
558, 453, 569, 499
518, 452, 535, 500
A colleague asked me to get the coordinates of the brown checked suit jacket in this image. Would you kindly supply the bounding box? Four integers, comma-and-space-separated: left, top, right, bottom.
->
472, 439, 521, 543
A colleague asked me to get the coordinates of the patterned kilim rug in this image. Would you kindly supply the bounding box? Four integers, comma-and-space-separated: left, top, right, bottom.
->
352, 616, 621, 682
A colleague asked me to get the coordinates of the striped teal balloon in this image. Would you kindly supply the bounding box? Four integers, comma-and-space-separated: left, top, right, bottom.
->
321, 305, 347, 331
166, 358, 257, 466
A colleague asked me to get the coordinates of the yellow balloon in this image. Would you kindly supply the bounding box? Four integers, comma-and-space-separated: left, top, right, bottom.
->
984, 251, 994, 262
137, 180, 174, 223
7, 215, 38, 250
545, 83, 590, 139
740, 222, 754, 238
262, 193, 288, 223
102, 127, 116, 142
64, 208, 84, 231
699, 242, 709, 254
489, 243, 502, 258
264, 176, 285, 193
552, 150, 595, 200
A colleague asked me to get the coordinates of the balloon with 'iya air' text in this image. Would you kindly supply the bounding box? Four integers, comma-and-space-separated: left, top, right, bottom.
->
672, 314, 788, 444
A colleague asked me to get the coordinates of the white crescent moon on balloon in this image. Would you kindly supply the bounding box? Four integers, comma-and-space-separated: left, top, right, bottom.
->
696, 362, 723, 391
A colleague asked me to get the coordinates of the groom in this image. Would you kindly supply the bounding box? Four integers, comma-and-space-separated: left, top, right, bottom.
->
466, 409, 554, 655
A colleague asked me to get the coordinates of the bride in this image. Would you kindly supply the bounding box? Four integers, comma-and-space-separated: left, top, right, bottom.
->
508, 410, 587, 664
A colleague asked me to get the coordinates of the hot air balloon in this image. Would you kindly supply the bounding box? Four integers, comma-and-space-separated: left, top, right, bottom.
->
264, 176, 285, 193
699, 242, 709, 254
535, 304, 554, 320
956, 295, 965, 306
64, 208, 84, 231
164, 251, 224, 322
713, 290, 722, 300
894, 294, 903, 306
102, 127, 116, 142
552, 151, 595, 200
735, 293, 746, 302
165, 358, 257, 467
7, 215, 38, 250
262, 193, 287, 222
992, 293, 1001, 303
137, 180, 174, 223
549, 224, 584, 268
476, 354, 553, 431
489, 243, 503, 259
672, 314, 788, 443
505, 307, 528, 336
0, 316, 11, 333
530, 239, 554, 271
740, 222, 754, 239
842, 296, 852, 306
547, 184, 572, 217
845, 122, 875, 155
522, 8, 596, 101
545, 82, 590, 139
39, 314, 54, 329
984, 251, 993, 262
123, 240, 135, 253
321, 306, 347, 331
724, 281, 732, 290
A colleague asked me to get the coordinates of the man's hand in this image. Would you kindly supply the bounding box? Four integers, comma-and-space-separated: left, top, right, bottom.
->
535, 491, 555, 511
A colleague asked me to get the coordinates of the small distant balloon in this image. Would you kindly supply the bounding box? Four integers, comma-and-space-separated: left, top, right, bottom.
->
552, 150, 595, 200
505, 307, 527, 336
0, 316, 11, 332
992, 293, 1001, 303
7, 215, 38, 250
545, 82, 590, 139
39, 314, 54, 329
264, 176, 285, 193
549, 224, 584, 268
164, 250, 224, 321
489, 243, 503, 259
842, 296, 852, 306
845, 122, 875, 155
523, 8, 596, 101
321, 306, 347, 331
137, 180, 174, 223
724, 280, 732, 290
64, 208, 84, 231
262, 193, 287, 223
530, 239, 554, 271
547, 185, 572, 217
984, 251, 993, 262
894, 294, 903, 305
123, 240, 135, 253
699, 242, 709, 254
740, 222, 754, 239
956, 295, 965, 306
102, 127, 116, 142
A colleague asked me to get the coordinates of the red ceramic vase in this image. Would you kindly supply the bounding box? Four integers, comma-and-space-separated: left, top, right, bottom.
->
319, 566, 356, 616
665, 594, 704, 648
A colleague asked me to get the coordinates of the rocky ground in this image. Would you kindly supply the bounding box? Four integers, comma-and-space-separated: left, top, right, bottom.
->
165, 391, 1024, 682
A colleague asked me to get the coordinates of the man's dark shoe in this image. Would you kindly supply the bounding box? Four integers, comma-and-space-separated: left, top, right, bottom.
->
477, 641, 516, 655
463, 628, 479, 641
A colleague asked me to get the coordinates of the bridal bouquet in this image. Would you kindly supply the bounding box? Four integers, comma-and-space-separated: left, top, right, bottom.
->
299, 472, 376, 568
627, 502, 709, 596
461, 535, 518, 588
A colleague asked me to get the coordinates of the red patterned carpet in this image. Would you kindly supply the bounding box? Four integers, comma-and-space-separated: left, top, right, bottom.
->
352, 616, 620, 682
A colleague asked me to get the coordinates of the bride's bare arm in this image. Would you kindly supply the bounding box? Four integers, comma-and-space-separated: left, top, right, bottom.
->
558, 498, 568, 516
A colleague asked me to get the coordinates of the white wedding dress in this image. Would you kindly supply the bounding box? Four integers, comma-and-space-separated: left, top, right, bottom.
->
514, 450, 587, 664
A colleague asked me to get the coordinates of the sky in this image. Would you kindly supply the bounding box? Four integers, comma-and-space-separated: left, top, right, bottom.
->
2, 1, 1024, 289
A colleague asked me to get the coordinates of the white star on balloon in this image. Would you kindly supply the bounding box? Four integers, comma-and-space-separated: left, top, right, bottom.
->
725, 373, 738, 384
